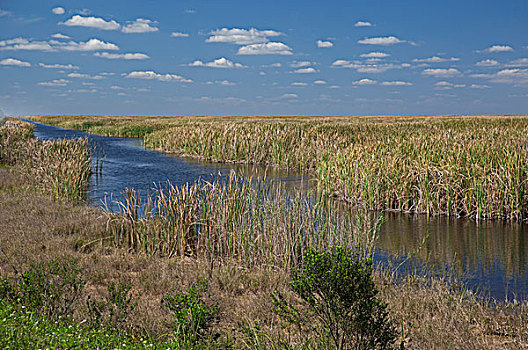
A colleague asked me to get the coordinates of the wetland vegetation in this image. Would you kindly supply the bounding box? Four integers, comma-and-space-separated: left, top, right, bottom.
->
1, 115, 527, 348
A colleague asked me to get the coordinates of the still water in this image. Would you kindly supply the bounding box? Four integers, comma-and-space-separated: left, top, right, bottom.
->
32, 121, 528, 301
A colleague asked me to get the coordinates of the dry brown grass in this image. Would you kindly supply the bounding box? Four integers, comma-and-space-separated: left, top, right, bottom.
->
1, 167, 527, 348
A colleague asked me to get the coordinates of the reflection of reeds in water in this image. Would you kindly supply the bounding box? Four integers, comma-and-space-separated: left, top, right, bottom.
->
0, 118, 91, 202
106, 172, 380, 270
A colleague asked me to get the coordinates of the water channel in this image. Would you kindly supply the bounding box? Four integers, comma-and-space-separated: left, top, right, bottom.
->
32, 121, 528, 301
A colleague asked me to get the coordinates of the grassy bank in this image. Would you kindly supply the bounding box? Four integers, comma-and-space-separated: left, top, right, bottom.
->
30, 115, 528, 221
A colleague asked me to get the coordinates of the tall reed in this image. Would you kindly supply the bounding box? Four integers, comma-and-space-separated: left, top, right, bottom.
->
106, 173, 379, 270
0, 118, 92, 202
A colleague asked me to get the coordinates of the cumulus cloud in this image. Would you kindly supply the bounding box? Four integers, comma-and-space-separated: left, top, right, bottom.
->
422, 68, 461, 77
316, 40, 333, 48
280, 93, 298, 99
479, 45, 514, 53
0, 9, 11, 17
170, 32, 189, 37
476, 59, 499, 66
38, 79, 69, 86
0, 37, 119, 52
470, 84, 491, 89
121, 19, 158, 33
189, 57, 245, 68
352, 78, 377, 85
293, 67, 318, 74
380, 81, 413, 86
412, 56, 459, 63
206, 80, 236, 86
39, 62, 79, 69
206, 28, 282, 45
68, 72, 104, 80
51, 33, 70, 39
290, 61, 313, 68
435, 81, 465, 89
125, 70, 192, 83
506, 58, 528, 67
360, 52, 390, 58
0, 58, 31, 67
61, 15, 120, 30
60, 38, 119, 51
354, 21, 372, 27
291, 82, 308, 86
358, 36, 405, 45
262, 62, 281, 68
94, 52, 149, 60
237, 42, 292, 55
313, 80, 327, 85
52, 7, 65, 15
332, 59, 409, 73
472, 68, 528, 84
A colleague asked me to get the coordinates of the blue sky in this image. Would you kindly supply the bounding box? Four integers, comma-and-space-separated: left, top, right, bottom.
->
1, 0, 527, 116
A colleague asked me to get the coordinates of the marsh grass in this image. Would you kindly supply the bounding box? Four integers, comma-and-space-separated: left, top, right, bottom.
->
107, 172, 379, 271
0, 118, 91, 202
31, 115, 528, 221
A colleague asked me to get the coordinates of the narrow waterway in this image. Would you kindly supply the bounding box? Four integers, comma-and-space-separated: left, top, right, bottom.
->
32, 121, 528, 301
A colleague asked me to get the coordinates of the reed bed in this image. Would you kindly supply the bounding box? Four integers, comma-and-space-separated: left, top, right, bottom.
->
106, 173, 379, 270
0, 118, 92, 202
31, 115, 528, 221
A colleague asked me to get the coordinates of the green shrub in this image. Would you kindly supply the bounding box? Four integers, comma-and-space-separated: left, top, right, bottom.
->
17, 258, 84, 319
163, 279, 219, 344
274, 247, 398, 350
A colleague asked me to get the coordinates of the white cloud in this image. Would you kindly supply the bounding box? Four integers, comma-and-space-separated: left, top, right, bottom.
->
358, 36, 405, 45
170, 32, 189, 37
262, 62, 281, 68
360, 52, 389, 58
328, 85, 340, 89
51, 33, 70, 39
506, 58, 528, 67
293, 67, 317, 74
94, 52, 149, 60
206, 28, 282, 45
422, 68, 461, 77
316, 40, 333, 48
39, 62, 79, 69
0, 37, 119, 52
291, 82, 308, 86
52, 7, 65, 15
380, 81, 413, 86
110, 85, 125, 90
0, 58, 31, 67
479, 45, 514, 53
38, 79, 69, 86
470, 84, 491, 89
332, 59, 409, 73
68, 72, 104, 80
412, 56, 459, 63
352, 78, 377, 85
0, 38, 54, 51
125, 70, 192, 83
476, 59, 499, 66
121, 18, 158, 34
313, 80, 327, 85
472, 68, 528, 84
280, 93, 298, 99
61, 15, 120, 30
435, 81, 465, 89
0, 9, 11, 17
189, 57, 245, 68
237, 42, 292, 55
290, 61, 312, 68
354, 21, 372, 27
211, 80, 236, 86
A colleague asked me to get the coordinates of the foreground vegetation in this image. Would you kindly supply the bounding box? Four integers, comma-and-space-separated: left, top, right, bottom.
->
31, 115, 528, 221
4, 116, 527, 348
